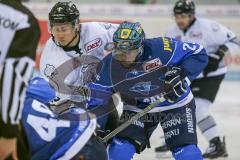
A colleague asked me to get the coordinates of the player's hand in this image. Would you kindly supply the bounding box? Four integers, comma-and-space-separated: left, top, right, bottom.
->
203, 45, 228, 76
48, 96, 74, 115
164, 67, 187, 103
96, 129, 112, 145
96, 129, 111, 139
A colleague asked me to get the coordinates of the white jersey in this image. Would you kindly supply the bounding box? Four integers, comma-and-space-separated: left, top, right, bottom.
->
40, 22, 118, 102
166, 18, 239, 78
0, 3, 29, 64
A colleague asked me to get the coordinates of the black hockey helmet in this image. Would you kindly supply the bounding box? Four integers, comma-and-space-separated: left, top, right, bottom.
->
174, 0, 195, 15
49, 1, 79, 26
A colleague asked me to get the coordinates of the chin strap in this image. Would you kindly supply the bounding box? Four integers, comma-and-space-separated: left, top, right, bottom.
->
52, 26, 80, 48
63, 31, 79, 48
183, 16, 196, 34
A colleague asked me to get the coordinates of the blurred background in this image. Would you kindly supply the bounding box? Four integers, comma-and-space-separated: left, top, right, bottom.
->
23, 0, 240, 4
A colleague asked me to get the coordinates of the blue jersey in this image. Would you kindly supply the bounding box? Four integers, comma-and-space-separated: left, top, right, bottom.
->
21, 77, 97, 160
93, 37, 208, 112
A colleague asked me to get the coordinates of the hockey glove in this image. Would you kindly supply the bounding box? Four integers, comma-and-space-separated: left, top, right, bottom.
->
48, 96, 74, 115
164, 67, 187, 103
203, 45, 228, 76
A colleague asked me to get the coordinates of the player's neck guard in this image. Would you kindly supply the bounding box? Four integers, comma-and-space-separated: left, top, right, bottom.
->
183, 17, 196, 34
52, 30, 81, 54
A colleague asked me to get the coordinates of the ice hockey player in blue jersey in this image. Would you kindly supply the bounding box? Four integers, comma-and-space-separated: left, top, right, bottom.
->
94, 21, 208, 160
21, 77, 107, 160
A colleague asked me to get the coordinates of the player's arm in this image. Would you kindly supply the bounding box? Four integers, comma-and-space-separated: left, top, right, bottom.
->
210, 21, 239, 54
87, 59, 121, 132
162, 40, 207, 103
204, 22, 239, 76
88, 82, 121, 137
171, 40, 208, 83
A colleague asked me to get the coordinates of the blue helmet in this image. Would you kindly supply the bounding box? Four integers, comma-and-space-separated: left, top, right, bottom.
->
26, 77, 55, 104
113, 21, 145, 51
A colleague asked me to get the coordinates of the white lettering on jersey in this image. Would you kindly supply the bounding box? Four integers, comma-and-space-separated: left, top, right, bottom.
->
0, 3, 30, 64
27, 100, 70, 142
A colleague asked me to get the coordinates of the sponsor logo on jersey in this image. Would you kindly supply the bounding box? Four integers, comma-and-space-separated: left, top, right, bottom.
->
125, 69, 145, 79
165, 128, 180, 139
132, 120, 144, 128
143, 58, 162, 72
174, 148, 184, 156
44, 64, 57, 78
162, 37, 173, 52
186, 107, 194, 133
84, 38, 102, 53
142, 93, 163, 104
0, 16, 19, 30
189, 31, 203, 38
129, 81, 159, 95
162, 118, 182, 129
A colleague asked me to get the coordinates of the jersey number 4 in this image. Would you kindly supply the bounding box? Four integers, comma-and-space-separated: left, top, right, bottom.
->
27, 100, 70, 142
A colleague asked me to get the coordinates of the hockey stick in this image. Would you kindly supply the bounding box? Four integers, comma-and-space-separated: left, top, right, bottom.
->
100, 94, 167, 143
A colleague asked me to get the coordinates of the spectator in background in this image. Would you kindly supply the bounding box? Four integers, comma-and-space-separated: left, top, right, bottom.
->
0, 0, 40, 159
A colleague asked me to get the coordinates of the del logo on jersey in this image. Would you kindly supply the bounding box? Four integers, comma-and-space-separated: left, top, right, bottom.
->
85, 38, 102, 53
143, 58, 162, 72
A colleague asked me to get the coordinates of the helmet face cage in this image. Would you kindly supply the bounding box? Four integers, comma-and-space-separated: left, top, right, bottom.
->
113, 22, 145, 52
48, 1, 80, 27
174, 0, 195, 15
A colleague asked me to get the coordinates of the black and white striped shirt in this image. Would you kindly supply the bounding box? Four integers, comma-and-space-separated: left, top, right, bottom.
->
0, 0, 40, 128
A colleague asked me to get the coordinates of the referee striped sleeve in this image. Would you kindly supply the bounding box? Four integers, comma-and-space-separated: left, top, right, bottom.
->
0, 57, 35, 124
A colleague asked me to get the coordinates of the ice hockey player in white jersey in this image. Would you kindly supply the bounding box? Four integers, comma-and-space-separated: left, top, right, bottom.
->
40, 1, 119, 112
155, 0, 240, 159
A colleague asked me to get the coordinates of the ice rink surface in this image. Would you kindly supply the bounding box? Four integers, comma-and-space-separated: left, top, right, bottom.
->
133, 81, 240, 160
